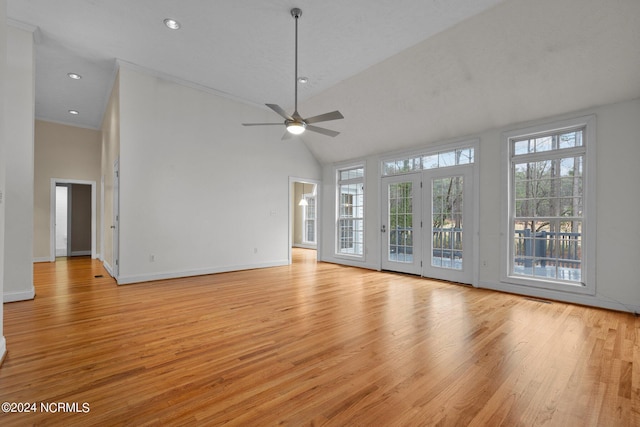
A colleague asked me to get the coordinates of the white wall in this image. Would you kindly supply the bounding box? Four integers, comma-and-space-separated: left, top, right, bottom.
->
3, 23, 34, 302
321, 98, 640, 313
0, 0, 8, 360
116, 65, 321, 284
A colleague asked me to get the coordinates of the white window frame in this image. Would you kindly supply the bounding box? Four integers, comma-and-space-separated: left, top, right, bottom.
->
302, 193, 316, 245
336, 164, 365, 259
501, 115, 596, 295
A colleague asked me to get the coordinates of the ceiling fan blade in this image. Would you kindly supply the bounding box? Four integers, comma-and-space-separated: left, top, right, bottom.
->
281, 131, 294, 141
304, 110, 344, 124
242, 123, 283, 126
266, 104, 293, 121
306, 125, 340, 137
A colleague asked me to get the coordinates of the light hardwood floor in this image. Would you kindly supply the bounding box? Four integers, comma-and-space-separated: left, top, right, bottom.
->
0, 249, 638, 426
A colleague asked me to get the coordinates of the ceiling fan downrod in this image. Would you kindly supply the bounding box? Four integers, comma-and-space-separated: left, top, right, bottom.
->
291, 8, 302, 117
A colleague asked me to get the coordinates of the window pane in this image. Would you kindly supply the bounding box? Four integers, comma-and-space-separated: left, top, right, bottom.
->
457, 148, 474, 165
514, 139, 531, 155
340, 167, 364, 181
432, 176, 464, 270
383, 161, 396, 176
534, 136, 554, 153
423, 154, 438, 169
559, 130, 583, 149
438, 151, 455, 167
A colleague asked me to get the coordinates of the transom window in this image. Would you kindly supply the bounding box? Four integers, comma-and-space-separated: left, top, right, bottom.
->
504, 115, 595, 293
382, 147, 474, 176
337, 166, 364, 257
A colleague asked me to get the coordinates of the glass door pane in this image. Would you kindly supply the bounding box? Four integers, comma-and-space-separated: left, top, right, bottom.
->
381, 174, 422, 275
431, 176, 463, 270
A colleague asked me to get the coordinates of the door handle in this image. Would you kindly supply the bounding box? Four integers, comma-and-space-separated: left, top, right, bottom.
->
381, 225, 386, 233
110, 225, 116, 229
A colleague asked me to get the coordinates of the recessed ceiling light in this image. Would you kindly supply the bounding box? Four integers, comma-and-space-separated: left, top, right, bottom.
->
68, 110, 79, 115
297, 76, 309, 84
163, 18, 181, 30
67, 72, 82, 80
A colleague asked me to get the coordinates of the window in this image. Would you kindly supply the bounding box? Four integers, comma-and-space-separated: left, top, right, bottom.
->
504, 116, 595, 292
303, 193, 316, 244
337, 166, 364, 257
382, 147, 474, 176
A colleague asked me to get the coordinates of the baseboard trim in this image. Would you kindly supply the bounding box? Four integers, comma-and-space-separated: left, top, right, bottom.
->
478, 280, 639, 313
33, 257, 51, 263
116, 260, 290, 285
3, 288, 36, 303
318, 256, 379, 272
293, 244, 317, 250
71, 250, 92, 257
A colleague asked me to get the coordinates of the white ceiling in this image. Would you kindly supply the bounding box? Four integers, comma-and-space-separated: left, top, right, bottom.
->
6, 0, 505, 129
6, 0, 640, 164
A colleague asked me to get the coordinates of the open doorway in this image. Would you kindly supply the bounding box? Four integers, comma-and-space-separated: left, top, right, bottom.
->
289, 177, 321, 264
54, 183, 93, 258
50, 179, 97, 261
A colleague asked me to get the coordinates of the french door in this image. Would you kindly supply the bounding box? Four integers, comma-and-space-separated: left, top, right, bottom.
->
381, 174, 422, 275
381, 166, 474, 284
422, 166, 474, 284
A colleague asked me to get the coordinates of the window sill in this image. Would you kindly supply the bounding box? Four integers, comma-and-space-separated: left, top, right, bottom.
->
502, 274, 595, 296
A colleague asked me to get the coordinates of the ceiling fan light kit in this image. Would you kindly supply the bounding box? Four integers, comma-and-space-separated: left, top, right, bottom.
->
286, 121, 307, 135
242, 7, 344, 139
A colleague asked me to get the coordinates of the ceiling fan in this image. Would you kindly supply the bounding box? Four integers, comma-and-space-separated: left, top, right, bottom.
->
242, 8, 344, 139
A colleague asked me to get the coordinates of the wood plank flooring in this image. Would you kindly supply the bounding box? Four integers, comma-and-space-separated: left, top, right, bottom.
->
0, 249, 638, 426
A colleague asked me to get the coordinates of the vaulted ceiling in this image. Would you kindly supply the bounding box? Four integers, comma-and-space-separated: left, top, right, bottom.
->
7, 0, 640, 164
7, 0, 505, 128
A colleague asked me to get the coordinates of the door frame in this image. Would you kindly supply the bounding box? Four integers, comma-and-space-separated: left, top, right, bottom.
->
289, 176, 321, 264
49, 178, 97, 262
112, 160, 120, 278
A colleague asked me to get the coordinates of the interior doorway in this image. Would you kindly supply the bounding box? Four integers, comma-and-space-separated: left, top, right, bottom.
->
289, 177, 321, 264
50, 178, 97, 261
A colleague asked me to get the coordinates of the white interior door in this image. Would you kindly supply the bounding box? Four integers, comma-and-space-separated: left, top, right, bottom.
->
422, 166, 474, 284
381, 174, 422, 275
55, 184, 70, 257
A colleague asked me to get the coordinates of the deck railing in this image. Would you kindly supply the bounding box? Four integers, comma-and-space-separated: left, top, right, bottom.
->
514, 229, 581, 268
